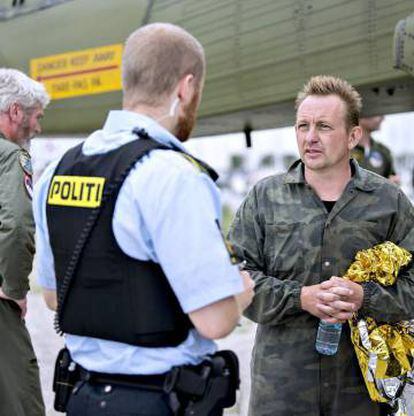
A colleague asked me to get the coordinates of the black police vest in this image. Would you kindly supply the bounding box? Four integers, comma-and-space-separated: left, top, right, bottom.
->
46, 136, 214, 347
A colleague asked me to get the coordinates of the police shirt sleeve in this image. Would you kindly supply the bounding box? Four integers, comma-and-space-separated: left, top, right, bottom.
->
0, 149, 35, 299
140, 163, 243, 313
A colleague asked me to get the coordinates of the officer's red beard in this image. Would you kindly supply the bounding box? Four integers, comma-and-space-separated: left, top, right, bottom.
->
174, 90, 200, 142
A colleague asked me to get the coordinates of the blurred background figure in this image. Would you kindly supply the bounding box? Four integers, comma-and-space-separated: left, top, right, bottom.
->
352, 116, 400, 184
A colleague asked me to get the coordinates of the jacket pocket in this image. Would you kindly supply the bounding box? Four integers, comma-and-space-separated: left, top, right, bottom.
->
263, 222, 305, 277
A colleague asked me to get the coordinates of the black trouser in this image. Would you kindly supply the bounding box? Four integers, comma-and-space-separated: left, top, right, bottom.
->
67, 381, 173, 416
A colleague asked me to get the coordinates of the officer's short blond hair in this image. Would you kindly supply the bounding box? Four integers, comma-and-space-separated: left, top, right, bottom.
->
122, 23, 205, 108
295, 75, 362, 129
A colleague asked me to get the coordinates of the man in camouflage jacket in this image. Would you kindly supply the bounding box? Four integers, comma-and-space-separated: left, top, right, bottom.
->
0, 69, 49, 416
229, 76, 414, 416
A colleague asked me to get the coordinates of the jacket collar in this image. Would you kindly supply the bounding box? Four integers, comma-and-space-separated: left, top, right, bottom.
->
283, 158, 376, 192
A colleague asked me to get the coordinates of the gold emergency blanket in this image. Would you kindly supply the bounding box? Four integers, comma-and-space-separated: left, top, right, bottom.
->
344, 241, 414, 411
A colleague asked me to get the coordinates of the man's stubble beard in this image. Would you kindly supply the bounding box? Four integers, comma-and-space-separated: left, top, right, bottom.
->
18, 112, 33, 149
174, 91, 200, 142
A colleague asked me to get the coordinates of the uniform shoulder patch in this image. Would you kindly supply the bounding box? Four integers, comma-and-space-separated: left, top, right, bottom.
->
19, 151, 33, 176
23, 174, 33, 200
369, 151, 384, 168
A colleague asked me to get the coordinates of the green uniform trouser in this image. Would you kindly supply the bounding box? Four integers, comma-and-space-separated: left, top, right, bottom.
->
0, 299, 45, 416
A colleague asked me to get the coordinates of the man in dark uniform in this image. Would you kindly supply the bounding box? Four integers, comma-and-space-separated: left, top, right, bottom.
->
0, 68, 49, 416
351, 115, 400, 184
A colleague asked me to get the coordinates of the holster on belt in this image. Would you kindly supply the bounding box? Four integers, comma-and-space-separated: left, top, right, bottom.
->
163, 350, 240, 416
52, 347, 240, 416
53, 348, 80, 412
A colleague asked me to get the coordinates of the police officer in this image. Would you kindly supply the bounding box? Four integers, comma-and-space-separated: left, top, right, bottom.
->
351, 115, 400, 184
34, 23, 254, 415
0, 68, 49, 416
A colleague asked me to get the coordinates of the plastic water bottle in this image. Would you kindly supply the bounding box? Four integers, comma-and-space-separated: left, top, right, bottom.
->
315, 320, 342, 355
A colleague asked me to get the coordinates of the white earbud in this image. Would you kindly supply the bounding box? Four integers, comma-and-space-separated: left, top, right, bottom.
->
169, 97, 180, 117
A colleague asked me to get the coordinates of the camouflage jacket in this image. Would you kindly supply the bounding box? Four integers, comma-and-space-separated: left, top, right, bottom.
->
229, 160, 414, 416
351, 137, 396, 178
0, 135, 34, 299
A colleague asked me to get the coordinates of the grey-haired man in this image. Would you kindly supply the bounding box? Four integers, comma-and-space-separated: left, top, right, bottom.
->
0, 68, 49, 416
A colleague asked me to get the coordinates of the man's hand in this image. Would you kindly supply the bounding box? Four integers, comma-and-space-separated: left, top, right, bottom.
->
235, 271, 255, 312
0, 287, 27, 318
320, 276, 364, 316
301, 276, 363, 323
301, 284, 340, 323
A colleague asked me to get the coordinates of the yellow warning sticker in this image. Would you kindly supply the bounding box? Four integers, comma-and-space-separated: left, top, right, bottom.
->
48, 176, 106, 208
30, 44, 123, 100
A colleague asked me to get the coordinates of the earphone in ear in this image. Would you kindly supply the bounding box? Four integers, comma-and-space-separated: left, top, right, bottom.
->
169, 97, 180, 117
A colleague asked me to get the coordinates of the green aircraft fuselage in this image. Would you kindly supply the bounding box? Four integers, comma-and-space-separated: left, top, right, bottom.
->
0, 0, 413, 137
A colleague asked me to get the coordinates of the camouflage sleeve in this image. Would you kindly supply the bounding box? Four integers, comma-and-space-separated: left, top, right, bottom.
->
0, 149, 34, 299
361, 190, 414, 322
228, 186, 302, 325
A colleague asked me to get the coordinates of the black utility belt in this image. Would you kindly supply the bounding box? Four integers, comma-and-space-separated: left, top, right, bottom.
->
53, 347, 240, 415
79, 367, 167, 391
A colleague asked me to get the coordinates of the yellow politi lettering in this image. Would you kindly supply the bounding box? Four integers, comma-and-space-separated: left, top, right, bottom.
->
47, 176, 106, 208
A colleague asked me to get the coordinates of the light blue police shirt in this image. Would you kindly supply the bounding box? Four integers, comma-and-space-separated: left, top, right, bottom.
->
33, 110, 244, 375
